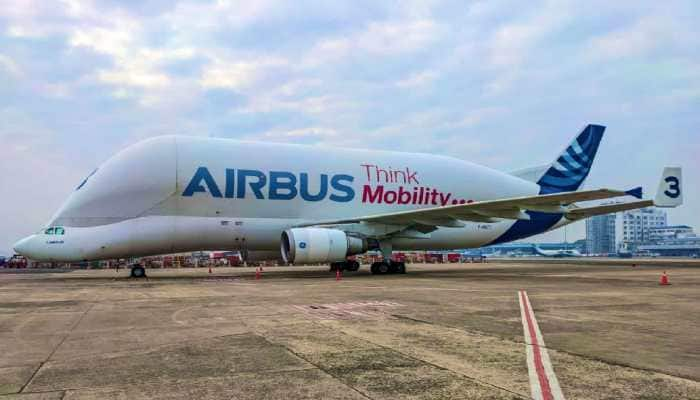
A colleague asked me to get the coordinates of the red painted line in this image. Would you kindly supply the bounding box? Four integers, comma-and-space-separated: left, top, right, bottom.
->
521, 291, 554, 400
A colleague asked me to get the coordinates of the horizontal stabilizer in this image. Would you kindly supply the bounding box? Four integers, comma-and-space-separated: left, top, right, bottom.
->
565, 200, 653, 220
625, 187, 643, 199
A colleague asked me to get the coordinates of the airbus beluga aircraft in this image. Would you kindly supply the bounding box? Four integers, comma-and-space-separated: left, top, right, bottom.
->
13, 124, 683, 277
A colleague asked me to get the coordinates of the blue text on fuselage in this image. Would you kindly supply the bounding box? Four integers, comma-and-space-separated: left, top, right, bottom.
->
182, 167, 355, 202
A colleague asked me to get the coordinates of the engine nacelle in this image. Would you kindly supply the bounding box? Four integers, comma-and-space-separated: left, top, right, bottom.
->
281, 228, 367, 264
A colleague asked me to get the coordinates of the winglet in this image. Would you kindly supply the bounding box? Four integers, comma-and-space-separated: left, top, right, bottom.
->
654, 167, 683, 208
625, 186, 643, 199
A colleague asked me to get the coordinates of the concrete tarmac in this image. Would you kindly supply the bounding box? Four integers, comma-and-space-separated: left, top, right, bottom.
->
1, 261, 699, 399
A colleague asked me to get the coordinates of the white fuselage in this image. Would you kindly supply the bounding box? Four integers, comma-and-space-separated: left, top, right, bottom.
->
14, 136, 569, 262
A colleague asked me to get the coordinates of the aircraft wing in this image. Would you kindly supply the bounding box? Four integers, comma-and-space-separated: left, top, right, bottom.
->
298, 187, 640, 228
565, 200, 653, 220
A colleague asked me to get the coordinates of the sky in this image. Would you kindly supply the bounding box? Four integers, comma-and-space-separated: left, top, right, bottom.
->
0, 0, 698, 255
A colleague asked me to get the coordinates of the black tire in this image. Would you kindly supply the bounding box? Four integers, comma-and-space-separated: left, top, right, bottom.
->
388, 262, 398, 274
377, 262, 390, 274
370, 262, 381, 275
346, 261, 360, 272
130, 266, 146, 278
396, 262, 406, 274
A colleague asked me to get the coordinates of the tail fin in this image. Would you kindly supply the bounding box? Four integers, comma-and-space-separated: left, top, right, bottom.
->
532, 245, 547, 256
654, 167, 683, 207
537, 124, 605, 194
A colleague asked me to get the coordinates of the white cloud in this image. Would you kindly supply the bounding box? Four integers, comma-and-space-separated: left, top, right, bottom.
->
0, 54, 22, 77
487, 2, 571, 68
165, 0, 280, 32
200, 57, 288, 91
587, 16, 680, 60
447, 107, 507, 128
69, 24, 137, 58
69, 22, 198, 91
369, 109, 447, 139
40, 82, 71, 98
396, 70, 438, 88
305, 19, 442, 66
254, 126, 340, 142
241, 94, 355, 116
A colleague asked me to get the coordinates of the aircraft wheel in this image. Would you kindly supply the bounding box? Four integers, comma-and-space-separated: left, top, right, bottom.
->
387, 261, 406, 274
130, 265, 146, 278
346, 260, 360, 272
371, 262, 389, 275
388, 262, 398, 274
379, 262, 390, 274
396, 262, 406, 274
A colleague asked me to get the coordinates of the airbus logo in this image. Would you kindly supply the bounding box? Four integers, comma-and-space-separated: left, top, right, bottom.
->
182, 167, 355, 202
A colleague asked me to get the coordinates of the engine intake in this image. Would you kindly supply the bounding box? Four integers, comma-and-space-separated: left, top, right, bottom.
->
281, 228, 367, 264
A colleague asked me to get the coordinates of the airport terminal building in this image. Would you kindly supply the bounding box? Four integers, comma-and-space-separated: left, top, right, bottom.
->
637, 225, 700, 257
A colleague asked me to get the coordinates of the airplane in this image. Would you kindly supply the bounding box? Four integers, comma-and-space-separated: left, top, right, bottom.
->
13, 124, 683, 277
532, 245, 583, 258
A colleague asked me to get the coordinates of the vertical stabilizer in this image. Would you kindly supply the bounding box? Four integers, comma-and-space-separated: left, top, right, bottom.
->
654, 167, 683, 207
537, 124, 605, 194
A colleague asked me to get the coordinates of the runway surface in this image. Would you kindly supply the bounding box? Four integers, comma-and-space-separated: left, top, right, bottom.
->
1, 261, 699, 399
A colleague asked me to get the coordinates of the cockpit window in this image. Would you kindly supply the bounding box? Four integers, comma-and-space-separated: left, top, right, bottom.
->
76, 168, 98, 191
44, 227, 65, 235
44, 227, 55, 235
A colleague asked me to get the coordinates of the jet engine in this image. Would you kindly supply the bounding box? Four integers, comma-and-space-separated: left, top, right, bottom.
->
281, 228, 367, 264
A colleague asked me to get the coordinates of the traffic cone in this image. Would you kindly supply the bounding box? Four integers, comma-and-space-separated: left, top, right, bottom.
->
659, 271, 670, 286
336, 268, 341, 281
255, 267, 261, 280
208, 266, 212, 274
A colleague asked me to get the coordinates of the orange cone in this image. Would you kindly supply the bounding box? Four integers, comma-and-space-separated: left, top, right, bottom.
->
255, 267, 261, 280
336, 268, 341, 281
208, 266, 212, 274
659, 271, 670, 286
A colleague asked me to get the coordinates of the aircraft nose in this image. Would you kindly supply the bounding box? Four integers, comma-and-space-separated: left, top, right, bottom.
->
13, 236, 33, 256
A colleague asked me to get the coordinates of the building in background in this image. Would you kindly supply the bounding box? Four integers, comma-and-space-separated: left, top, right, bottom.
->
637, 225, 700, 257
647, 225, 693, 242
618, 207, 667, 251
585, 213, 616, 254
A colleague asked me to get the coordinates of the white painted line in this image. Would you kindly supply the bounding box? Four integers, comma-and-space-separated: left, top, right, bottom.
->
518, 290, 565, 400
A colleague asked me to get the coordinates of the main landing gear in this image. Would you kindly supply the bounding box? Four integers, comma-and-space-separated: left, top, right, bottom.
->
329, 260, 360, 272
130, 265, 147, 278
367, 239, 406, 275
370, 260, 406, 275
